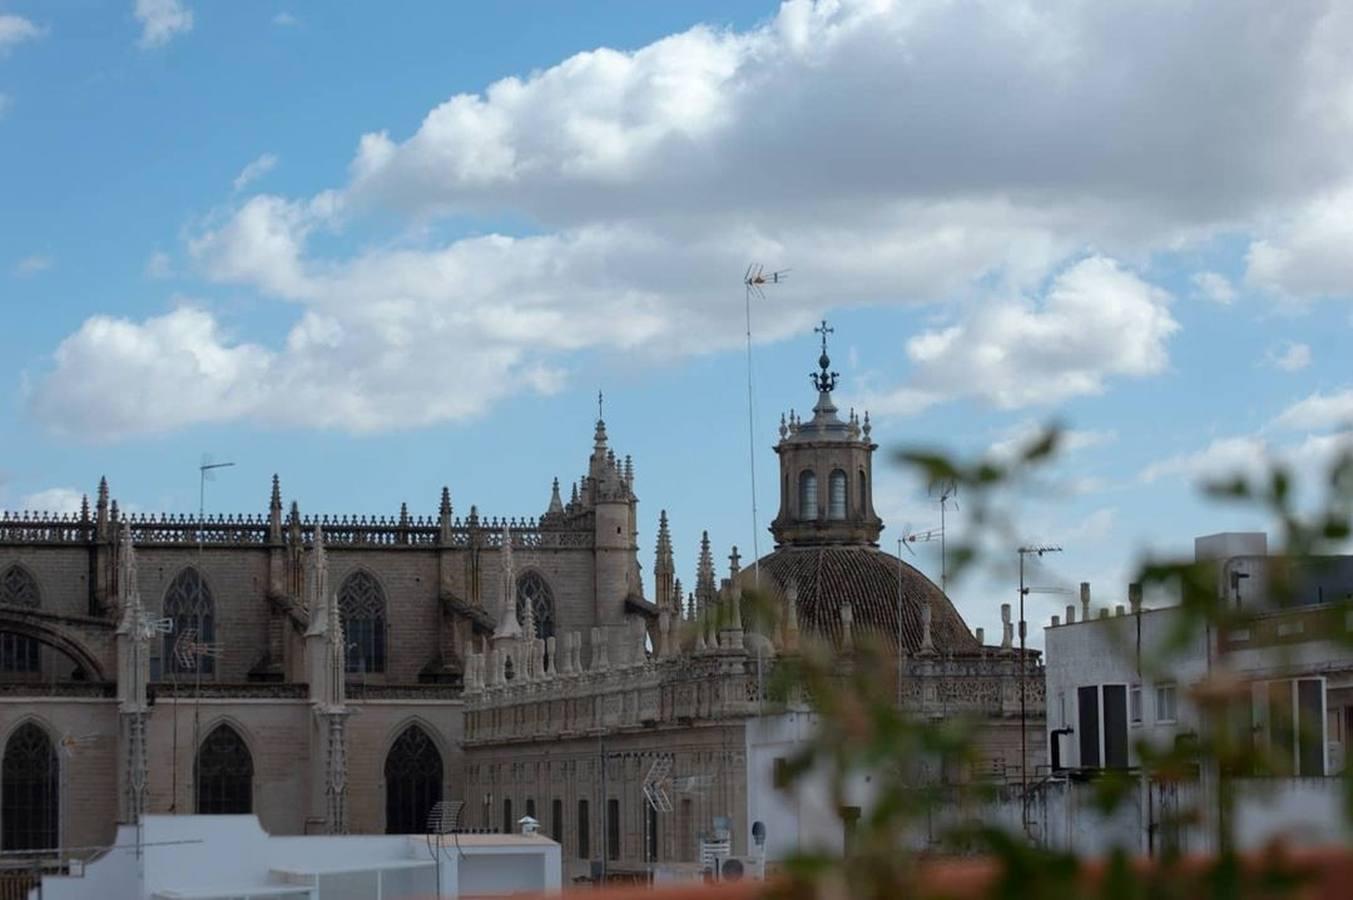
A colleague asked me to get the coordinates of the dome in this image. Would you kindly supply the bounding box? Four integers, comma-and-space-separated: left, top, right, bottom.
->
738, 545, 981, 655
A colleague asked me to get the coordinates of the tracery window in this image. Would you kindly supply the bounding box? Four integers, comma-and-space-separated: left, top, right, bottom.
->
798, 470, 818, 520
196, 724, 253, 814
0, 567, 43, 675
515, 572, 555, 641
0, 566, 40, 608
339, 571, 386, 674
163, 568, 215, 677
385, 725, 442, 834
1, 723, 58, 851
828, 469, 848, 520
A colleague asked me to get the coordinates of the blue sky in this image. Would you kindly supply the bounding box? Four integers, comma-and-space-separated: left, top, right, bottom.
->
3, 1, 1353, 643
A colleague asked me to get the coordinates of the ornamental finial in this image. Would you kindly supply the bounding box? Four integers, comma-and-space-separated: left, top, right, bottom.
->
811, 319, 838, 393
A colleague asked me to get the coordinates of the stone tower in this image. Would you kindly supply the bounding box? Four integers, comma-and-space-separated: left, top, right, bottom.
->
588, 411, 639, 631
769, 320, 882, 548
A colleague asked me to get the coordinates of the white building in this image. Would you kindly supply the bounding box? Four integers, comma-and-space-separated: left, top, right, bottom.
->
1035, 532, 1353, 855
36, 815, 561, 900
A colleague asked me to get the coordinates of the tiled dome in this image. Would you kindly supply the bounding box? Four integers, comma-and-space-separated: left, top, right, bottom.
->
741, 545, 981, 654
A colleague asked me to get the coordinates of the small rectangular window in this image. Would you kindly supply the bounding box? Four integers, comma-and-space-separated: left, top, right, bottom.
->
551, 799, 563, 843
1156, 683, 1178, 724
607, 798, 620, 861
577, 800, 590, 859
1129, 685, 1143, 725
1078, 685, 1100, 767
1103, 684, 1129, 768
772, 757, 790, 789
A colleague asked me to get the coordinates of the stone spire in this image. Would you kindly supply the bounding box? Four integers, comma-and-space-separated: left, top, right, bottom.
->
695, 531, 715, 651
438, 487, 454, 543
96, 476, 110, 540
268, 474, 283, 543
724, 546, 744, 646
114, 522, 151, 825
654, 510, 674, 610
493, 527, 522, 641
548, 478, 564, 515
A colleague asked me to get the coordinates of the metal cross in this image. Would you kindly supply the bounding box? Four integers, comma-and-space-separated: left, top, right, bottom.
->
814, 319, 834, 356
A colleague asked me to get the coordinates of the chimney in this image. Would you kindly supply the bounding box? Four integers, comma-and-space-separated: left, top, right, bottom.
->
1129, 582, 1143, 613
1051, 615, 1061, 627
1115, 604, 1126, 617
1080, 582, 1091, 621
1065, 605, 1076, 624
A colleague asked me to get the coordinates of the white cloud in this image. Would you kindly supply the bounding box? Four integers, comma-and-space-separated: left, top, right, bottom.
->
31, 306, 273, 440
144, 250, 172, 279
1246, 181, 1353, 300
134, 0, 193, 49
0, 14, 43, 55
272, 12, 299, 27
12, 255, 52, 276
871, 256, 1177, 414
1140, 432, 1353, 489
986, 420, 1117, 462
18, 488, 84, 515
33, 0, 1353, 437
1272, 388, 1353, 432
232, 152, 278, 192
1192, 271, 1236, 305
1264, 341, 1312, 372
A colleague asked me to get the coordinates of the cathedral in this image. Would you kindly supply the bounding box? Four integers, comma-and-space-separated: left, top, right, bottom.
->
0, 327, 1043, 878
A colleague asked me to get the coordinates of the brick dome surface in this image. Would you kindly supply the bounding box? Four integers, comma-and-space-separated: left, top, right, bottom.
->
741, 545, 981, 654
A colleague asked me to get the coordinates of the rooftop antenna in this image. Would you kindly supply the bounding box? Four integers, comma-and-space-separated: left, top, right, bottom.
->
742, 264, 788, 587
1016, 543, 1062, 837
198, 455, 235, 551
930, 479, 959, 593
174, 627, 222, 815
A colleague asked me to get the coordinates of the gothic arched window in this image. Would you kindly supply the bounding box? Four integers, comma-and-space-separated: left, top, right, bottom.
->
385, 725, 443, 834
163, 568, 214, 677
339, 571, 386, 674
0, 566, 40, 608
798, 470, 818, 520
516, 572, 554, 641
828, 469, 848, 520
0, 566, 41, 675
1, 723, 58, 851
196, 724, 252, 814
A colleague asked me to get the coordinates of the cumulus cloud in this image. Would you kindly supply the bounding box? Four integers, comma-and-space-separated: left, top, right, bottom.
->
12, 255, 52, 276
1264, 341, 1312, 372
1272, 388, 1353, 432
31, 0, 1353, 437
18, 488, 84, 515
31, 306, 272, 440
0, 14, 43, 55
1192, 271, 1237, 305
1142, 385, 1353, 488
135, 0, 192, 48
871, 257, 1177, 414
232, 152, 278, 192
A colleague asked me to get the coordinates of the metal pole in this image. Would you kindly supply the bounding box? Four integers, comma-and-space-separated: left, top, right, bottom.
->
744, 284, 761, 588
1019, 551, 1026, 831
897, 539, 904, 709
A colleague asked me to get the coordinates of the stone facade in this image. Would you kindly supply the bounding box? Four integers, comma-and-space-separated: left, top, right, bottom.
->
0, 326, 1045, 877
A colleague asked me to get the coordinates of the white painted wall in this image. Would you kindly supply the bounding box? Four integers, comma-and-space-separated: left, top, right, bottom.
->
37, 816, 561, 899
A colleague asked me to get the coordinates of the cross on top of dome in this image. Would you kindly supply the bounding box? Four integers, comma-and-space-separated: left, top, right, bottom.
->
811, 320, 838, 393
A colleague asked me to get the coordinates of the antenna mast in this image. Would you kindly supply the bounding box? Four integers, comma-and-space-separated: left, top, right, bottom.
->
741, 264, 787, 587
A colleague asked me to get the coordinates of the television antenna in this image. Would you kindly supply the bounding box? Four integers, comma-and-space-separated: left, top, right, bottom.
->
426, 800, 467, 886
197, 455, 235, 550
1016, 543, 1062, 836
173, 627, 222, 815
741, 264, 789, 587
